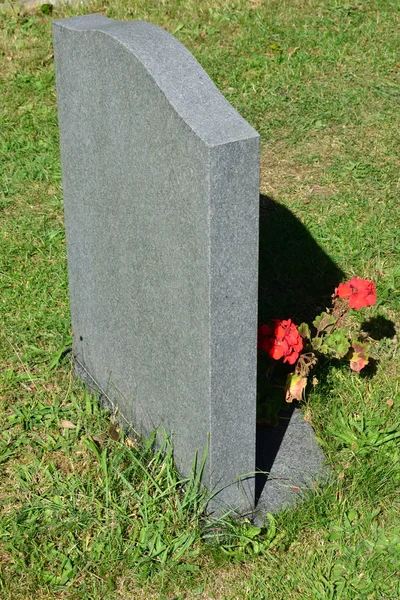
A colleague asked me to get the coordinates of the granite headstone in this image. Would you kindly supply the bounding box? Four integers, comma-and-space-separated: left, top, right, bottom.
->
53, 15, 260, 512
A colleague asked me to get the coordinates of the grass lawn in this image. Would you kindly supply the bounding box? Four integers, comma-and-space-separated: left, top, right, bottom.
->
1, 0, 399, 598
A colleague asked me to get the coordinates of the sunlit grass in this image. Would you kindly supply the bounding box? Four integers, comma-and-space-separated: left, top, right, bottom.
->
0, 0, 399, 597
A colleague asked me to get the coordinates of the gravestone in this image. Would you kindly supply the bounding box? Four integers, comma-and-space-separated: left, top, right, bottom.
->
53, 14, 326, 518
53, 15, 260, 512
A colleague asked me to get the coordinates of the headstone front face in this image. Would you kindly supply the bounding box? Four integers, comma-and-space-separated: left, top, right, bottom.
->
53, 15, 260, 512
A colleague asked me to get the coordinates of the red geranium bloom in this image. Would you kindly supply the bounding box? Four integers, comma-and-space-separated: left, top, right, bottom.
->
335, 277, 376, 310
257, 324, 273, 352
258, 319, 303, 365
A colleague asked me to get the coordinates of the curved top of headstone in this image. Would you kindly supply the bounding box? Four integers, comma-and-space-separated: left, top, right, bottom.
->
53, 14, 259, 148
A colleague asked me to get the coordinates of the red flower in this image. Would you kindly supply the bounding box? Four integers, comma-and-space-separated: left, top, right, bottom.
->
335, 277, 376, 310
258, 319, 303, 365
257, 324, 273, 352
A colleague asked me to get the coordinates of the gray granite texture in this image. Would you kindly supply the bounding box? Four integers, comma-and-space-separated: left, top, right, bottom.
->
254, 408, 328, 525
53, 15, 260, 513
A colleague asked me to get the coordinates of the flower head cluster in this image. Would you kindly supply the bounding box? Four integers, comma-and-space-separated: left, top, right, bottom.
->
258, 319, 303, 365
335, 277, 376, 310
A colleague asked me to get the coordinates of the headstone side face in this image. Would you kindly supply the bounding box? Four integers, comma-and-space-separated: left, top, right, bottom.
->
209, 139, 259, 508
53, 15, 259, 512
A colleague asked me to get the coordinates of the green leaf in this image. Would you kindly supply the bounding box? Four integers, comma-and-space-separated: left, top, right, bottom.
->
347, 509, 358, 522
323, 330, 350, 358
313, 312, 335, 333
298, 322, 311, 339
312, 337, 322, 350
172, 23, 184, 34
246, 525, 261, 539
48, 336, 72, 371
311, 337, 329, 353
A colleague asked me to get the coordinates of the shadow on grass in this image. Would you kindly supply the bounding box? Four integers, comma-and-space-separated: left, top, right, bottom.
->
361, 315, 396, 341
256, 194, 344, 505
359, 357, 379, 379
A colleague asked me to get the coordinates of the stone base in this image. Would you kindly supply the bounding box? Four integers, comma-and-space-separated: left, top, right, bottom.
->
76, 356, 327, 524
253, 408, 328, 525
